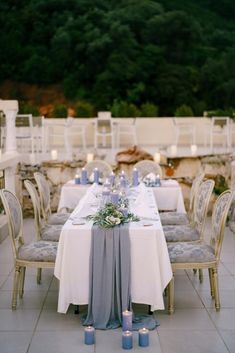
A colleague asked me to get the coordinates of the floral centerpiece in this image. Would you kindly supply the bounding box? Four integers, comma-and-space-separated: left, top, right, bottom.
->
86, 202, 139, 228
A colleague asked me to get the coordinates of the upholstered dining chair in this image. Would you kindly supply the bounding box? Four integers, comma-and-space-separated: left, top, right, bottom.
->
24, 180, 62, 241
160, 171, 205, 226
163, 179, 215, 243
0, 189, 57, 310
133, 160, 163, 179
167, 189, 234, 314
84, 160, 113, 180
34, 172, 70, 225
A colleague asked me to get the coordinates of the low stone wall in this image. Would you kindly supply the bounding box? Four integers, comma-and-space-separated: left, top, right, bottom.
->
18, 152, 233, 218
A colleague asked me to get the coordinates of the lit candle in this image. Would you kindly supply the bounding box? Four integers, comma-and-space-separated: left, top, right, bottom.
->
81, 168, 87, 185
132, 168, 139, 187
111, 191, 119, 205
191, 144, 197, 156
86, 153, 94, 163
30, 153, 36, 165
155, 174, 161, 187
109, 172, 115, 186
154, 152, 161, 164
74, 174, 80, 184
84, 326, 95, 345
138, 328, 149, 347
122, 310, 132, 331
122, 331, 133, 350
93, 168, 99, 184
120, 176, 126, 188
51, 149, 58, 160
120, 170, 126, 178
169, 145, 177, 157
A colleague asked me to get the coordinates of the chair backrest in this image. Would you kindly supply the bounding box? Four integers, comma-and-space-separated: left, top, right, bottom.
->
24, 179, 42, 240
84, 160, 113, 179
193, 179, 215, 236
189, 171, 205, 218
0, 189, 24, 258
34, 172, 51, 220
211, 117, 230, 130
211, 190, 234, 260
133, 160, 163, 179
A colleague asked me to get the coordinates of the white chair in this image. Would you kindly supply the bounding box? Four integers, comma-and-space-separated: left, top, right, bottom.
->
0, 189, 57, 309
24, 179, 62, 242
84, 160, 113, 180
15, 114, 34, 153
93, 112, 115, 149
173, 117, 196, 146
115, 118, 137, 147
209, 117, 231, 150
133, 160, 163, 179
34, 172, 70, 225
65, 117, 87, 152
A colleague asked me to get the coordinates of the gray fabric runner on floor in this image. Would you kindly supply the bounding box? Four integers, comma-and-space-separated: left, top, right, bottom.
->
82, 224, 131, 329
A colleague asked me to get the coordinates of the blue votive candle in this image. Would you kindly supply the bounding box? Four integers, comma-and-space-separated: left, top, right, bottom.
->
138, 328, 149, 347
132, 168, 139, 187
122, 310, 132, 331
111, 191, 119, 205
81, 168, 87, 185
74, 174, 80, 184
84, 326, 95, 345
93, 168, 99, 184
120, 176, 126, 188
109, 172, 115, 186
155, 174, 161, 187
122, 331, 133, 350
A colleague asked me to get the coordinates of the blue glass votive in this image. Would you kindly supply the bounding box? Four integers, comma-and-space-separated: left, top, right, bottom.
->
84, 326, 95, 345
111, 191, 119, 205
122, 310, 132, 331
74, 174, 80, 184
122, 331, 133, 350
155, 174, 161, 187
138, 328, 149, 347
93, 168, 99, 184
109, 172, 115, 186
120, 176, 126, 188
132, 168, 139, 187
81, 168, 87, 185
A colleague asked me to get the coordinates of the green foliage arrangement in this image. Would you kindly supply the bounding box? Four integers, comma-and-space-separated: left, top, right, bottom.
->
19, 103, 39, 116
110, 101, 140, 117
175, 105, 194, 117
214, 175, 229, 195
52, 104, 67, 118
86, 202, 139, 229
75, 101, 95, 117
140, 103, 159, 117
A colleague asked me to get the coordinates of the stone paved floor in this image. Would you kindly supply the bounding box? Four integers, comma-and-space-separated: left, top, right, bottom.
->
0, 218, 235, 353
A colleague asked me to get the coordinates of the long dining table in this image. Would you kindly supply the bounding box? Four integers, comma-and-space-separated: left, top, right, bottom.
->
54, 183, 173, 314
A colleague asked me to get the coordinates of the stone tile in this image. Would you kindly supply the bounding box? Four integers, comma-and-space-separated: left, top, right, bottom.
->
28, 331, 94, 353
43, 291, 59, 310
208, 309, 235, 330
1, 274, 53, 291
199, 290, 235, 309
0, 263, 13, 276
0, 275, 8, 288
173, 274, 195, 292
0, 309, 40, 331
156, 309, 215, 330
173, 290, 204, 309
158, 329, 229, 353
219, 330, 235, 353
223, 263, 235, 275
0, 290, 47, 309
0, 332, 33, 353
36, 309, 81, 331
190, 275, 235, 292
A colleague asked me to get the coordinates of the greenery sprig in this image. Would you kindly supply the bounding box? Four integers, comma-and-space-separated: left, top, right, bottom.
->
86, 203, 139, 229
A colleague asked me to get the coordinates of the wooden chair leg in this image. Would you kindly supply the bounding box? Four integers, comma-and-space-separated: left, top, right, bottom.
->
208, 268, 214, 298
12, 265, 21, 310
168, 277, 174, 314
19, 267, 26, 298
37, 268, 42, 284
212, 268, 220, 311
199, 269, 203, 283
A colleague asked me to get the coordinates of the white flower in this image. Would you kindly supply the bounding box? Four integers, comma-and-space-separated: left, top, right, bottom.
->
106, 215, 121, 225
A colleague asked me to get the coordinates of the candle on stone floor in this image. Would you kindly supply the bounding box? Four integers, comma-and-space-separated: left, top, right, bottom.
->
51, 149, 58, 160
122, 310, 132, 331
84, 326, 95, 345
138, 328, 149, 347
122, 330, 133, 350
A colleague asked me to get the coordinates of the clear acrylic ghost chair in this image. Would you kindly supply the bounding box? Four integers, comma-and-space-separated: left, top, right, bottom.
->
0, 189, 57, 309
167, 189, 234, 314
93, 112, 115, 149
84, 160, 113, 181
34, 172, 70, 225
133, 160, 163, 179
115, 118, 137, 147
24, 180, 62, 242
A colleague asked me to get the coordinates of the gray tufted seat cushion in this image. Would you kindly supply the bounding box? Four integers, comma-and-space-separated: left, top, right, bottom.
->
168, 242, 215, 263
160, 212, 190, 226
163, 225, 200, 242
41, 224, 63, 241
47, 212, 70, 225
18, 241, 57, 262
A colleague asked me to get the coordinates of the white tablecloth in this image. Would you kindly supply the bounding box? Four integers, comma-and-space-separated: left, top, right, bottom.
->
54, 184, 173, 313
58, 179, 186, 213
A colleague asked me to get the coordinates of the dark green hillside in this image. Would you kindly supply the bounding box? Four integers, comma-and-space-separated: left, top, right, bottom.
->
0, 0, 235, 115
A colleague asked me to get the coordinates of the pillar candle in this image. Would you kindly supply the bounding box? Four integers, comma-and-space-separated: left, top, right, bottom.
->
191, 144, 197, 156
81, 168, 87, 185
74, 174, 80, 184
51, 149, 58, 160
122, 331, 133, 350
132, 168, 139, 187
111, 191, 119, 205
84, 326, 95, 345
109, 172, 115, 186
154, 152, 161, 163
122, 310, 132, 331
155, 174, 161, 187
93, 168, 99, 184
86, 153, 94, 163
120, 176, 126, 188
138, 328, 149, 347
